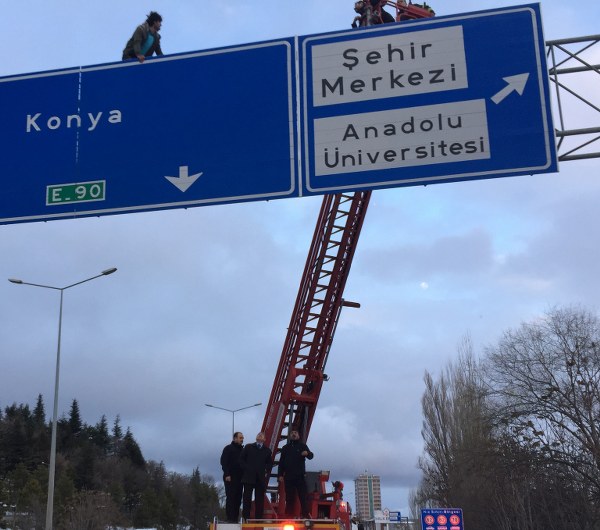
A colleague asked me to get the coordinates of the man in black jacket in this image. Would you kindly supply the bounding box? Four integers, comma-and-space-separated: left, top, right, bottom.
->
278, 430, 314, 518
241, 432, 272, 520
220, 432, 244, 522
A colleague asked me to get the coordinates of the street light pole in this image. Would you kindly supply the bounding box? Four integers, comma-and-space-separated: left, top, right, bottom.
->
205, 402, 262, 438
9, 267, 117, 530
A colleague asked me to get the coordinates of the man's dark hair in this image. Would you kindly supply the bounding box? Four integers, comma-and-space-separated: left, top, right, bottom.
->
146, 11, 162, 25
233, 432, 243, 440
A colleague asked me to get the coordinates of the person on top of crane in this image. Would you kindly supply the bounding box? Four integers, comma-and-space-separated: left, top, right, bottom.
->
352, 0, 395, 28
278, 430, 314, 518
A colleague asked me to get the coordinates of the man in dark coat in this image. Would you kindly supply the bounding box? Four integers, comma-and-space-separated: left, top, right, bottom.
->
220, 432, 244, 522
240, 432, 272, 520
278, 430, 314, 518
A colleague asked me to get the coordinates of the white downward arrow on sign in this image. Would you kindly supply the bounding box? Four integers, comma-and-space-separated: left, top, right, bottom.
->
165, 166, 203, 192
491, 73, 530, 104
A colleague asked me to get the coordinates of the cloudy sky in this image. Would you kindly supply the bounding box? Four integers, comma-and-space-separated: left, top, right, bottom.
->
1, 0, 599, 517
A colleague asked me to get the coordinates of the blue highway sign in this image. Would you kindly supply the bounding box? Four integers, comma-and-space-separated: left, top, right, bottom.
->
0, 4, 558, 225
421, 508, 464, 530
300, 4, 557, 195
0, 39, 297, 224
389, 511, 402, 522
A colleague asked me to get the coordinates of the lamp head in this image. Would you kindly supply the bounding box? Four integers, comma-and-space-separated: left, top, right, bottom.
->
8, 278, 23, 284
102, 268, 117, 276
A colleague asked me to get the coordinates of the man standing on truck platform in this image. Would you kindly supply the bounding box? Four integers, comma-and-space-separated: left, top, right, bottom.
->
241, 432, 272, 520
122, 11, 164, 62
278, 430, 314, 518
220, 432, 244, 522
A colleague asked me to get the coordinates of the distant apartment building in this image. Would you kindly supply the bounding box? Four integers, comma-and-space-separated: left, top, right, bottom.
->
354, 473, 382, 520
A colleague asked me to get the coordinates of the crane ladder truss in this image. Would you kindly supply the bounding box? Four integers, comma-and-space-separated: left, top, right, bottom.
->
261, 191, 371, 514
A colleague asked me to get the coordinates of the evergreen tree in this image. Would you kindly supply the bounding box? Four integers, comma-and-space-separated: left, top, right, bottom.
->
158, 488, 179, 529
31, 395, 50, 469
188, 469, 220, 529
134, 487, 161, 528
75, 439, 97, 490
33, 394, 46, 425
2, 403, 33, 471
122, 428, 146, 468
7, 463, 31, 513
68, 399, 82, 435
21, 477, 44, 510
92, 414, 111, 453
113, 414, 123, 439
54, 469, 76, 514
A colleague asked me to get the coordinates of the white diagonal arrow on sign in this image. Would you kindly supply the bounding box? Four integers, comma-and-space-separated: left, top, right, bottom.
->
491, 73, 530, 104
165, 166, 203, 192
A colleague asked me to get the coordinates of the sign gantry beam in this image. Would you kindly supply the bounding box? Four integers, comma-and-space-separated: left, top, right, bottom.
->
547, 34, 600, 161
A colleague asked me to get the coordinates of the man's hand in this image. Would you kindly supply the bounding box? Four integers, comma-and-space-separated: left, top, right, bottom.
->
301, 451, 309, 456
225, 476, 231, 482
278, 476, 284, 483
136, 54, 145, 63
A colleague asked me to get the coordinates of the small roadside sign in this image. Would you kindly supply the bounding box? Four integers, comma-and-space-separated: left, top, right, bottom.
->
389, 511, 402, 522
421, 508, 463, 530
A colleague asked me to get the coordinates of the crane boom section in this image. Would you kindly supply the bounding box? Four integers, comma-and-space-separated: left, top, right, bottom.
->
262, 191, 371, 504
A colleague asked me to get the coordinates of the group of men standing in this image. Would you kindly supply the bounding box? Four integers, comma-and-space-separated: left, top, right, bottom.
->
220, 430, 314, 522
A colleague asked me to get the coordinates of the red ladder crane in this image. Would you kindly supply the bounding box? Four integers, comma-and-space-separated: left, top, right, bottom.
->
261, 191, 371, 524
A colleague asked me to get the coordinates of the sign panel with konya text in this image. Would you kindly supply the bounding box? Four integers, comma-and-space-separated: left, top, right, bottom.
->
0, 40, 297, 224
0, 5, 557, 225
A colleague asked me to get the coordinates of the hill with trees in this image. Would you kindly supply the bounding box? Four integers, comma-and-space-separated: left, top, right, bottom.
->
0, 397, 221, 529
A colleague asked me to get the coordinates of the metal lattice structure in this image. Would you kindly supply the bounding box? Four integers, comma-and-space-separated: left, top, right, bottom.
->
261, 191, 371, 516
547, 34, 600, 161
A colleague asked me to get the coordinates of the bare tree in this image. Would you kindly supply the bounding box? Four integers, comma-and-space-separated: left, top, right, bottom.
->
478, 306, 600, 528
485, 307, 600, 504
415, 336, 498, 527
414, 309, 600, 529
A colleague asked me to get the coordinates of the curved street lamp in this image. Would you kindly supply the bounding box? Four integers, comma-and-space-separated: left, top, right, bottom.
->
205, 402, 262, 438
9, 267, 117, 530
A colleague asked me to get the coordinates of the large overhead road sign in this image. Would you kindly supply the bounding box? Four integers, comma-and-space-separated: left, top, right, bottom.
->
0, 40, 297, 224
300, 4, 557, 194
0, 4, 557, 225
